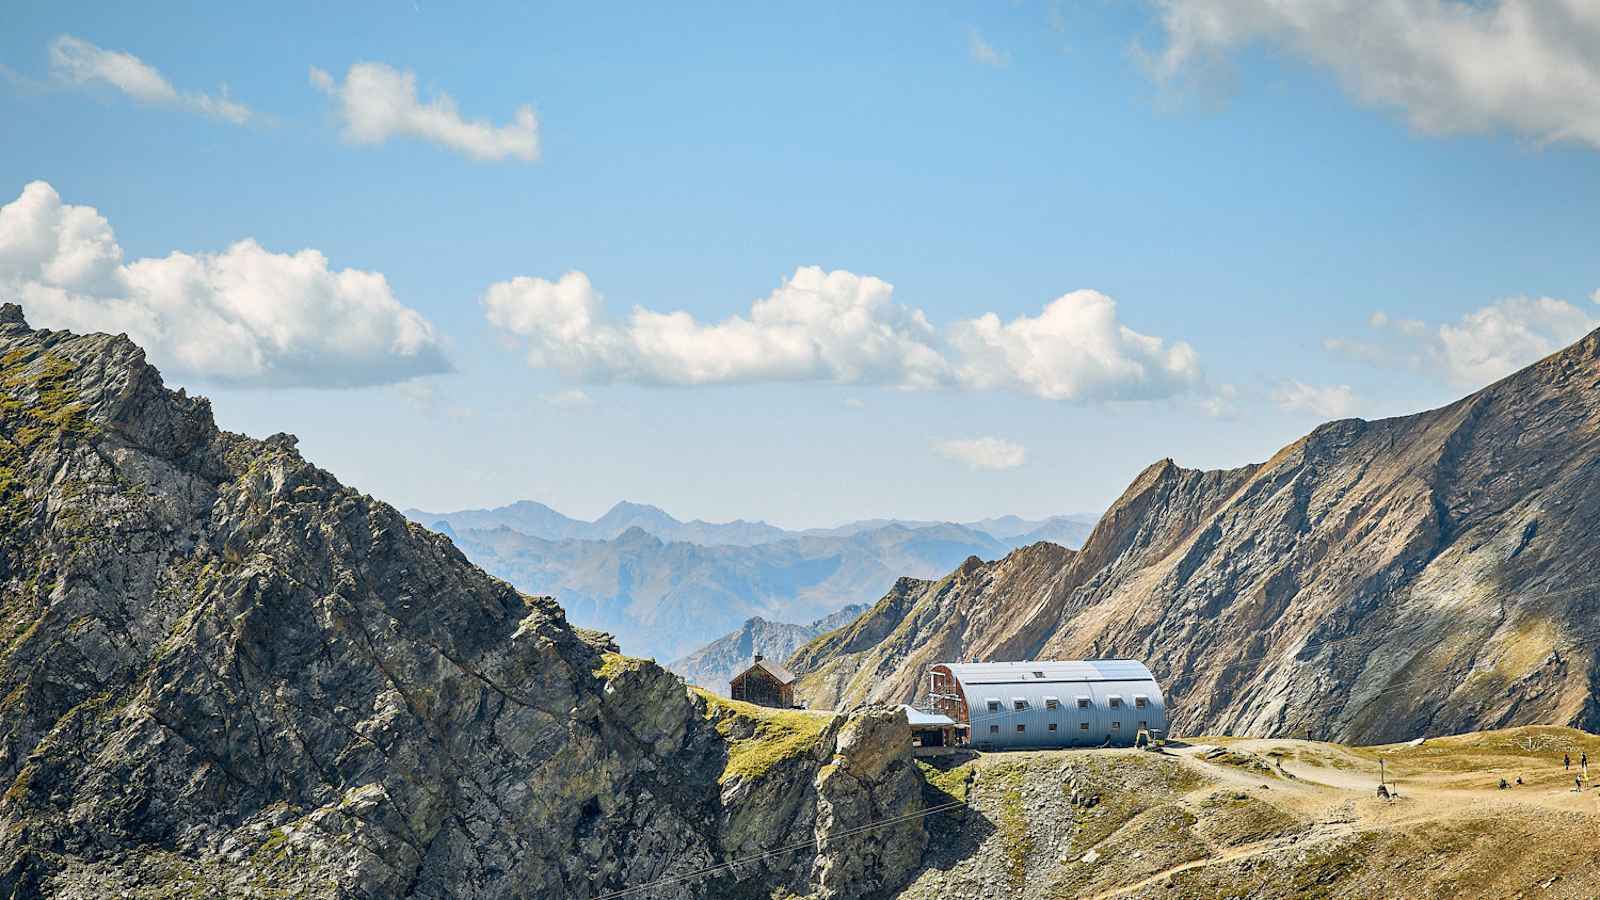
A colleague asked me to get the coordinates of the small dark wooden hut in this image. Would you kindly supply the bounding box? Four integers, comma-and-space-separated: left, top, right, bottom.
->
729, 655, 796, 708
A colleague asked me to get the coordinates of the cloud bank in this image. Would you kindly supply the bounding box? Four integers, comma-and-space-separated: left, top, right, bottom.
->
310, 62, 540, 162
0, 181, 449, 387
1272, 381, 1357, 418
1325, 293, 1600, 387
934, 437, 1028, 471
49, 35, 251, 124
1145, 0, 1600, 149
483, 267, 1204, 403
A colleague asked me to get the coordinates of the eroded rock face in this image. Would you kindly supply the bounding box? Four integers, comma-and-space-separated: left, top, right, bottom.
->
792, 328, 1600, 744
0, 305, 928, 899
812, 708, 927, 898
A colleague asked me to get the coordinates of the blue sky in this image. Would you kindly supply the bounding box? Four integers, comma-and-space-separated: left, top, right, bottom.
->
3, 1, 1598, 527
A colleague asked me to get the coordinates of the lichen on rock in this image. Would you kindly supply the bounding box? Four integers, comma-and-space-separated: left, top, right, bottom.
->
0, 305, 934, 899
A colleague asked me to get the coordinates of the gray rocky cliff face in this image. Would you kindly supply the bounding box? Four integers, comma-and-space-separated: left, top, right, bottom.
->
811, 709, 926, 897
0, 305, 928, 899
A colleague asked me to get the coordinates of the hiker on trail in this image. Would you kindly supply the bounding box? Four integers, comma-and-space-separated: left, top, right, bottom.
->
1565, 753, 1571, 770
1498, 778, 1509, 790
1377, 783, 1390, 800
1576, 777, 1584, 793
1583, 752, 1589, 777
1516, 776, 1524, 786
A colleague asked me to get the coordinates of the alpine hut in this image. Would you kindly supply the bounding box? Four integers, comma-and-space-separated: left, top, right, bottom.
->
729, 655, 796, 709
926, 660, 1167, 750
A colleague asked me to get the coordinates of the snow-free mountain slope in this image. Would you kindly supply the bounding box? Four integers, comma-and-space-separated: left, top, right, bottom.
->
792, 327, 1600, 744
0, 305, 928, 898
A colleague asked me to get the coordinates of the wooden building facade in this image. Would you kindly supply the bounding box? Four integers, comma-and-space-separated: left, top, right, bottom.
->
729, 655, 796, 708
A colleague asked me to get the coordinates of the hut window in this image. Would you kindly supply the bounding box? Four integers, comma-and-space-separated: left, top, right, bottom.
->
1109, 696, 1123, 708
1045, 696, 1059, 710
1013, 698, 1027, 711
1079, 722, 1089, 731
1111, 721, 1121, 731
990, 725, 999, 734
1048, 723, 1058, 732
1077, 697, 1090, 709
987, 699, 1001, 712
1016, 724, 1026, 733
1135, 695, 1148, 709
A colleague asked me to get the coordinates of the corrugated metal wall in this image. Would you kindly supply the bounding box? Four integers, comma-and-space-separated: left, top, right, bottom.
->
948, 660, 1168, 750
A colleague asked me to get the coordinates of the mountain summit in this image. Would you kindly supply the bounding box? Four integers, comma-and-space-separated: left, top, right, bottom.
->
0, 306, 928, 897
792, 326, 1600, 744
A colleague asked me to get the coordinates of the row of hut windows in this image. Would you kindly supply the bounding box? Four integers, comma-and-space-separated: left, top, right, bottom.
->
985, 696, 1148, 712
987, 720, 1150, 734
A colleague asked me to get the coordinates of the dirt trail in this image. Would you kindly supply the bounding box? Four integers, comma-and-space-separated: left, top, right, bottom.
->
1078, 735, 1600, 898
1087, 818, 1395, 900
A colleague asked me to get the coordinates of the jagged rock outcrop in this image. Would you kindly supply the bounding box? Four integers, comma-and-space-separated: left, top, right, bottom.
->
793, 328, 1600, 744
0, 305, 927, 899
812, 708, 926, 895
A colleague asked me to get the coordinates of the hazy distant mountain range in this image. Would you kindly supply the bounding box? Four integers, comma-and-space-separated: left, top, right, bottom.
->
404, 501, 1097, 659
406, 499, 1097, 549
666, 605, 868, 693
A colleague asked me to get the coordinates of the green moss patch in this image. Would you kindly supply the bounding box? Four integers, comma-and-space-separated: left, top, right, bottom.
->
592, 651, 653, 681
917, 759, 975, 806
693, 687, 835, 784
0, 352, 96, 448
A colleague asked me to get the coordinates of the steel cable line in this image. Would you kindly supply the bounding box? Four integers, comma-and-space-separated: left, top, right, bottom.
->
589, 798, 969, 899
584, 582, 1600, 897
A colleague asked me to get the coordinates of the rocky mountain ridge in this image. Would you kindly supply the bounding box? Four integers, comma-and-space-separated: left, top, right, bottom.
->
790, 327, 1600, 744
0, 305, 929, 899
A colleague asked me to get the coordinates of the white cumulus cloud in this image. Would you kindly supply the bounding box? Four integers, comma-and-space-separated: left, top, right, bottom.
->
968, 29, 1010, 67
1143, 0, 1600, 149
934, 437, 1028, 471
0, 181, 449, 388
1325, 293, 1600, 388
948, 289, 1202, 402
482, 267, 1204, 403
1272, 381, 1357, 418
310, 62, 540, 162
49, 35, 251, 124
484, 268, 950, 388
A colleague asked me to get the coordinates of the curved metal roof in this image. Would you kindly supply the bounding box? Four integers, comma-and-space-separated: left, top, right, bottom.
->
939, 659, 1167, 750
939, 659, 1156, 685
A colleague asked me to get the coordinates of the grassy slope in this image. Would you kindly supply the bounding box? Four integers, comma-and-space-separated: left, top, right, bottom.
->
894, 726, 1600, 900
690, 687, 837, 784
